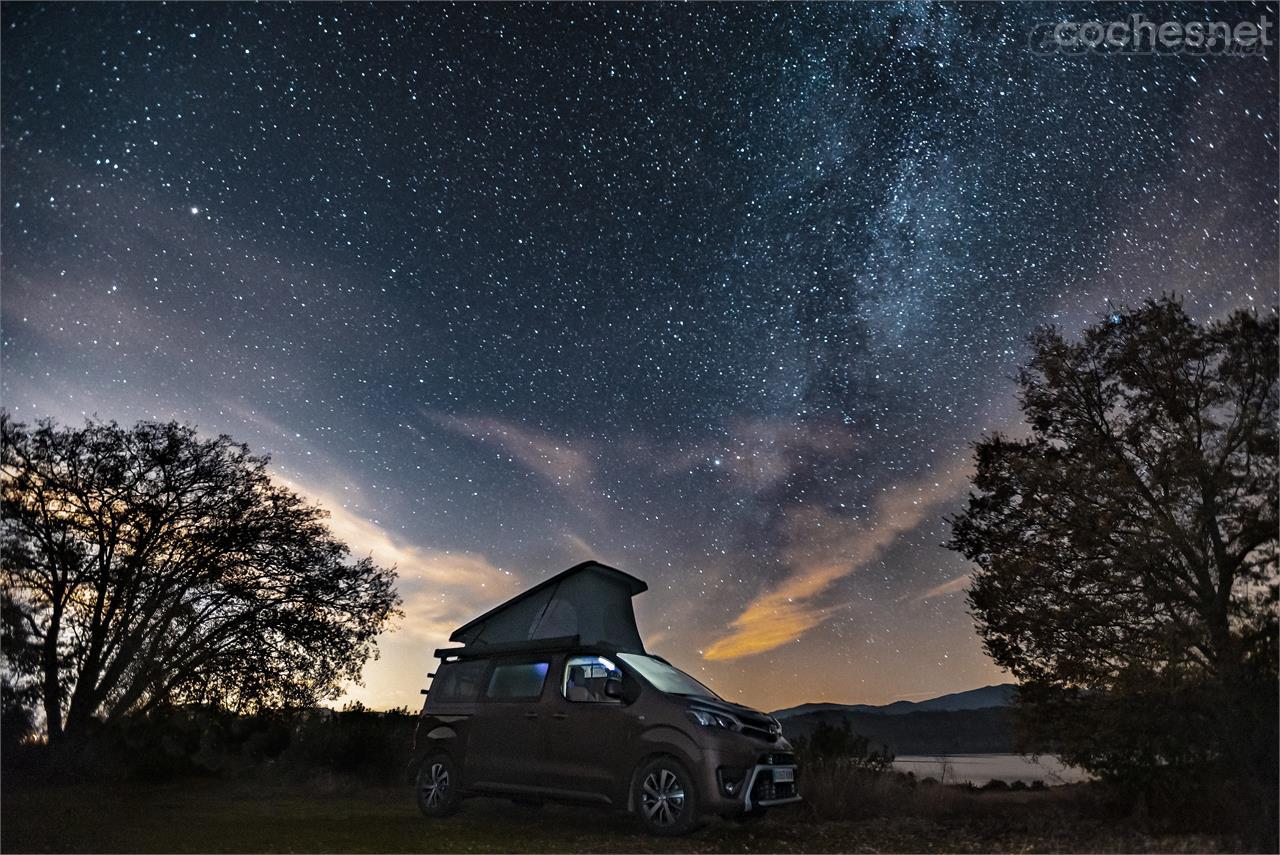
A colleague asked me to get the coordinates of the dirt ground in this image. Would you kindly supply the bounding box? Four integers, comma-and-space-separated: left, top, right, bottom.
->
1, 779, 1244, 853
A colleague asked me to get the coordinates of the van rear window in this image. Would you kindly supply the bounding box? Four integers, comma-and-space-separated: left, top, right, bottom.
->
427, 660, 487, 706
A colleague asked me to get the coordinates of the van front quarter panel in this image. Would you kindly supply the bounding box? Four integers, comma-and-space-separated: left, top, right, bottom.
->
632, 724, 702, 773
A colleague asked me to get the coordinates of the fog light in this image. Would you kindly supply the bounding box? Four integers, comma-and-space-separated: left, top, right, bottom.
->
717, 767, 746, 797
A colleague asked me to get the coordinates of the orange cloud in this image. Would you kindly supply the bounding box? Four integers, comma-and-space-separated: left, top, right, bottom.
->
704, 459, 972, 661
267, 475, 526, 708
275, 477, 520, 643
702, 563, 845, 660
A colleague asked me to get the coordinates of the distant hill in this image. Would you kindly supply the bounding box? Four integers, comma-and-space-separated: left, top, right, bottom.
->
772, 683, 1016, 720
771, 684, 1024, 755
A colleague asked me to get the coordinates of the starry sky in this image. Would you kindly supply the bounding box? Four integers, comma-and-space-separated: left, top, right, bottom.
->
2, 3, 1276, 713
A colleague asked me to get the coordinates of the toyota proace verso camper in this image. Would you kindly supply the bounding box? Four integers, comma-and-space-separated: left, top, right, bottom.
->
408, 561, 800, 835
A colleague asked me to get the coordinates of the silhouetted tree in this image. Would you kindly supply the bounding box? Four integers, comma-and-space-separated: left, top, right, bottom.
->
948, 298, 1277, 837
0, 415, 401, 741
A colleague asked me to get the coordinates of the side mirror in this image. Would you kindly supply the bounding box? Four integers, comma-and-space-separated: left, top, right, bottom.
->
604, 678, 625, 699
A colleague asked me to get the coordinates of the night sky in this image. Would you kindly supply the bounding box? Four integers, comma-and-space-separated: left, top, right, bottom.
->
2, 3, 1276, 712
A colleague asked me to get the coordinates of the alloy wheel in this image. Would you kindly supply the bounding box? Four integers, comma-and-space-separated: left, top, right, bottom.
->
640, 767, 685, 827
421, 762, 450, 809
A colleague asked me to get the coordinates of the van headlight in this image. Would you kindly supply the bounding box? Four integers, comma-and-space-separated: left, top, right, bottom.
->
687, 707, 739, 730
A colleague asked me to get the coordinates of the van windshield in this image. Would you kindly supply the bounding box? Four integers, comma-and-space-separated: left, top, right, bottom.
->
618, 653, 720, 700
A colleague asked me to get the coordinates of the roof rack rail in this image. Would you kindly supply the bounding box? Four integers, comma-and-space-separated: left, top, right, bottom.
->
434, 634, 581, 660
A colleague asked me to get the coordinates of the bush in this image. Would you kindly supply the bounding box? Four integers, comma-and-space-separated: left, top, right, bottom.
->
0, 704, 420, 788
281, 702, 417, 784
799, 762, 920, 821
792, 720, 893, 771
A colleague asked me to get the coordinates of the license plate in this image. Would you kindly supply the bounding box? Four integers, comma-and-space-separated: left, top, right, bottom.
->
772, 767, 795, 783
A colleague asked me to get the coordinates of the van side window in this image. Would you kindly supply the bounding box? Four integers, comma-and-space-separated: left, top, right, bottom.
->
563, 655, 622, 703
427, 660, 487, 706
486, 661, 550, 700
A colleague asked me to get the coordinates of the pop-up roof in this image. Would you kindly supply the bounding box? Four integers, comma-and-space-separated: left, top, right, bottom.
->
446, 561, 648, 654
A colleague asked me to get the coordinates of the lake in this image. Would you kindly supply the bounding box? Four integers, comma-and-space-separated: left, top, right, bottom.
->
892, 753, 1091, 786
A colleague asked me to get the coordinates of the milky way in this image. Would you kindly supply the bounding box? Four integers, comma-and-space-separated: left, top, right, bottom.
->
2, 3, 1276, 711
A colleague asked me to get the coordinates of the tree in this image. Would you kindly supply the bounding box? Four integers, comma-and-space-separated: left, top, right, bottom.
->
0, 415, 401, 741
948, 298, 1277, 831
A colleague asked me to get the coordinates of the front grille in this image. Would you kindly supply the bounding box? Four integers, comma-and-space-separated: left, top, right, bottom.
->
739, 713, 781, 742
759, 752, 797, 766
741, 724, 777, 742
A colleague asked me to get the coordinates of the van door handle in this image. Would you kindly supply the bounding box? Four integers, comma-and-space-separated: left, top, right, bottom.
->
552, 712, 568, 720
522, 711, 538, 719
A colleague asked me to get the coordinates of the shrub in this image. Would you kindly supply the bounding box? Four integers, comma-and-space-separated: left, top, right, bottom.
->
792, 720, 893, 771
280, 702, 417, 784
0, 704, 420, 787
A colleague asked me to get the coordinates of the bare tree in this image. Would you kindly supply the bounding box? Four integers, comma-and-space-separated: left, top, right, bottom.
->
1, 415, 401, 740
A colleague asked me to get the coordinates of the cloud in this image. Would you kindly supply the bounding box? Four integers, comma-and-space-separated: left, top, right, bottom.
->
429, 413, 595, 490
394, 556, 515, 643
562, 531, 617, 566
275, 477, 520, 644
915, 574, 971, 602
704, 459, 972, 661
256, 474, 527, 710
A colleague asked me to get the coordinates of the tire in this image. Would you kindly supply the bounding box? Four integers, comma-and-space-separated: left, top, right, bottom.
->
415, 754, 461, 818
634, 757, 702, 836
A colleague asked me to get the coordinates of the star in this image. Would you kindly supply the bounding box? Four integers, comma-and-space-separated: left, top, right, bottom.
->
0, 2, 1273, 712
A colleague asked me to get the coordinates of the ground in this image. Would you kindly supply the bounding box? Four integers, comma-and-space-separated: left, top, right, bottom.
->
1, 779, 1241, 854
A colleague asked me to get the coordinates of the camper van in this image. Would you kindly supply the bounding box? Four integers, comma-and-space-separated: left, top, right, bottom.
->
409, 561, 800, 835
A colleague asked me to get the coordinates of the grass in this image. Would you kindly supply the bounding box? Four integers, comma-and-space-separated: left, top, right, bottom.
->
1, 776, 1246, 854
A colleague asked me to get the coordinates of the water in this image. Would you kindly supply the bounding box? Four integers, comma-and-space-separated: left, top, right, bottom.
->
892, 753, 1091, 786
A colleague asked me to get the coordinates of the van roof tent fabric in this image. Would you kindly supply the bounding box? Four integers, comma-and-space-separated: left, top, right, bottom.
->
447, 561, 649, 653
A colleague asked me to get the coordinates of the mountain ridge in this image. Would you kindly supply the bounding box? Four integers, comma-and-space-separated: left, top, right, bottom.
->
771, 683, 1016, 720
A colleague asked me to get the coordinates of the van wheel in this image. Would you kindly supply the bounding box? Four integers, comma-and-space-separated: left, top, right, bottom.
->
635, 757, 702, 836
416, 755, 461, 818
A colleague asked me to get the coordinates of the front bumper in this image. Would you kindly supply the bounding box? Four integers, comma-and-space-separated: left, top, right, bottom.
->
742, 763, 802, 811
700, 746, 801, 814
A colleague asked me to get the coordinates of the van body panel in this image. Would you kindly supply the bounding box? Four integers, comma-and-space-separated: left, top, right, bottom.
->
463, 656, 552, 789
542, 690, 635, 802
